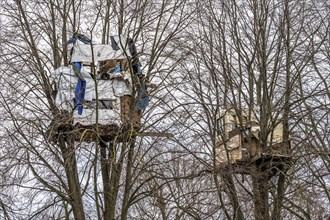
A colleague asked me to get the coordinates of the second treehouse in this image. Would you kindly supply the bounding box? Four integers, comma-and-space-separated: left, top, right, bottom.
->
49, 34, 149, 142
215, 108, 292, 177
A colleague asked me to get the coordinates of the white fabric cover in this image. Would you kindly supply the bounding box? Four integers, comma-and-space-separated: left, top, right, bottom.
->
71, 37, 131, 63
52, 66, 132, 125
73, 104, 121, 125
53, 67, 76, 111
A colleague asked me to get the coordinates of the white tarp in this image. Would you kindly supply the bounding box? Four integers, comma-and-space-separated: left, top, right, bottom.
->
53, 67, 76, 110
53, 66, 132, 101
73, 104, 121, 125
71, 37, 131, 63
52, 66, 132, 125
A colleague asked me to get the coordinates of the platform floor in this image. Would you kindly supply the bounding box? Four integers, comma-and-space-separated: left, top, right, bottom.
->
216, 154, 292, 176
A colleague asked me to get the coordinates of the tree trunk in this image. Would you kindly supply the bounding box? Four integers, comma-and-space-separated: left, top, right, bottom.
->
252, 168, 270, 220
120, 139, 136, 220
221, 173, 245, 220
108, 142, 127, 220
59, 133, 86, 220
100, 141, 111, 220
272, 169, 287, 220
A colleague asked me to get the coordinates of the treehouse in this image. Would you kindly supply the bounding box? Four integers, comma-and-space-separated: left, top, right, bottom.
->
215, 108, 291, 175
50, 36, 146, 142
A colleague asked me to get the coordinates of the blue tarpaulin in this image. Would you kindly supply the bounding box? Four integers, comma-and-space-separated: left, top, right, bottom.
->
64, 33, 92, 115
73, 62, 86, 115
74, 78, 86, 115
136, 79, 149, 111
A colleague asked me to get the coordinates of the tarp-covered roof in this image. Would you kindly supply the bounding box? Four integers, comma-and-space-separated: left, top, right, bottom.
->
71, 36, 131, 63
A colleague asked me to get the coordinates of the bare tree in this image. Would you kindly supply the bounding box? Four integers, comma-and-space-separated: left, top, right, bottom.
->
171, 0, 330, 219
1, 0, 196, 219
0, 0, 329, 219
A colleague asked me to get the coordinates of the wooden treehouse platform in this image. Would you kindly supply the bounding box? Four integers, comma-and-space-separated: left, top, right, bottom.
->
48, 108, 173, 143
72, 123, 136, 142
216, 153, 292, 177
48, 121, 137, 143
215, 108, 293, 177
47, 104, 141, 143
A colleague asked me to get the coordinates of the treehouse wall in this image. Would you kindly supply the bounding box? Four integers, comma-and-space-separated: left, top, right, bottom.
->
215, 109, 288, 166
50, 36, 146, 142
53, 65, 133, 126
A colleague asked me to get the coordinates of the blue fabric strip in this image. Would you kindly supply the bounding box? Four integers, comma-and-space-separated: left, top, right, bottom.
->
73, 62, 86, 115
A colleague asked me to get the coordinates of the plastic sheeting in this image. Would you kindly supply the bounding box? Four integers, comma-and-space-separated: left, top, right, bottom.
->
136, 79, 149, 110
53, 66, 132, 125
74, 78, 86, 115
73, 105, 121, 125
71, 37, 131, 63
